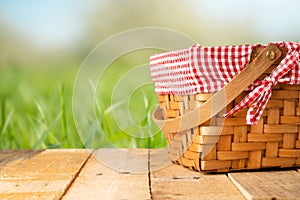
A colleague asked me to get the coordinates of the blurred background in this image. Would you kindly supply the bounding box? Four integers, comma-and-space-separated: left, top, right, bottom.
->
0, 0, 299, 149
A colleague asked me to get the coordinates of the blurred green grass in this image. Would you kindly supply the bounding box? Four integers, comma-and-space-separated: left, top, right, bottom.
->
0, 54, 166, 149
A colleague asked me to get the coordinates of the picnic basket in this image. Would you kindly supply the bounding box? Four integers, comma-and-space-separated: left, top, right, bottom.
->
150, 42, 300, 172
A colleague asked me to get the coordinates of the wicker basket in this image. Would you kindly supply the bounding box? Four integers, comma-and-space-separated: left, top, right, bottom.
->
152, 44, 300, 172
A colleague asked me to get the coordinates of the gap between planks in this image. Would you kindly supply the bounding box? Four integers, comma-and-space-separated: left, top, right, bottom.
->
0, 149, 92, 200
62, 149, 152, 200
63, 149, 245, 200
1, 149, 300, 200
49, 149, 299, 199
147, 150, 153, 200
59, 150, 94, 200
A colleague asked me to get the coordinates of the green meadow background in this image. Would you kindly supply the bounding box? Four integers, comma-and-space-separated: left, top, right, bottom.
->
0, 0, 299, 149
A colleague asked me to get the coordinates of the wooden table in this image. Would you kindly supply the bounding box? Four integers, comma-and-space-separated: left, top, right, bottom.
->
0, 149, 300, 200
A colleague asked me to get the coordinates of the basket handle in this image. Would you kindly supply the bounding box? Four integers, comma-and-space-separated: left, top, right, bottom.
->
152, 44, 283, 133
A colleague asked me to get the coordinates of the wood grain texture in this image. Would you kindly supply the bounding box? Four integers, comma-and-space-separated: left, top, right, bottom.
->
151, 164, 245, 200
228, 171, 300, 200
1, 149, 300, 199
0, 149, 91, 200
0, 149, 44, 166
62, 149, 150, 200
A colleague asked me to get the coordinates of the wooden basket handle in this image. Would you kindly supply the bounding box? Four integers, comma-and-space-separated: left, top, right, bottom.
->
152, 44, 284, 133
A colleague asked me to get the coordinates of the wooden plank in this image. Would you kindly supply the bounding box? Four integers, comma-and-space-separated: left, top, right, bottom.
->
150, 162, 245, 200
0, 149, 44, 166
228, 171, 300, 200
0, 151, 18, 164
0, 149, 91, 200
63, 149, 150, 200
2, 148, 300, 199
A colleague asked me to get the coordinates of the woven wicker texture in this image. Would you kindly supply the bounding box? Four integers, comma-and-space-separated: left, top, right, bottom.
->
158, 84, 300, 172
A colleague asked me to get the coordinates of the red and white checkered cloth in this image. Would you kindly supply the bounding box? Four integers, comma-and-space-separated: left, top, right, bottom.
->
150, 42, 300, 125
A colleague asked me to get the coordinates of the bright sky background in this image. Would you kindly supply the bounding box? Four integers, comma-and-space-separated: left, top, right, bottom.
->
0, 0, 100, 49
197, 0, 300, 41
0, 0, 299, 50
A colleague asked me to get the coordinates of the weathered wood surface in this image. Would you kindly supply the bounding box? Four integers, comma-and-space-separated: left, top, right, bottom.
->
0, 149, 90, 200
0, 149, 300, 200
151, 163, 245, 199
228, 171, 300, 200
149, 149, 245, 200
63, 149, 150, 200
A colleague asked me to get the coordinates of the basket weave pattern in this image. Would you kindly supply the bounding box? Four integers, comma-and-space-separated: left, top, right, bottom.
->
158, 84, 300, 172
